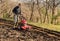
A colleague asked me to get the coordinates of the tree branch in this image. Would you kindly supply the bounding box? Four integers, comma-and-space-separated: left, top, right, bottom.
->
55, 1, 60, 7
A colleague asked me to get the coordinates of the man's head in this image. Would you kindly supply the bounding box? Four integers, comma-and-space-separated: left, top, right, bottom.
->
18, 3, 21, 6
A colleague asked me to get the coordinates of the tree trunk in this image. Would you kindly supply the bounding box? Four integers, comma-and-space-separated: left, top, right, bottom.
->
30, 2, 35, 21
37, 0, 42, 23
43, 0, 49, 23
51, 0, 55, 24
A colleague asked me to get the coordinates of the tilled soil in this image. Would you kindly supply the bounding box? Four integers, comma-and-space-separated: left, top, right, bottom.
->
0, 18, 60, 41
0, 24, 60, 41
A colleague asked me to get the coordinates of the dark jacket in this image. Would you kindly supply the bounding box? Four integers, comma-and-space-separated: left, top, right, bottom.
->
12, 6, 21, 15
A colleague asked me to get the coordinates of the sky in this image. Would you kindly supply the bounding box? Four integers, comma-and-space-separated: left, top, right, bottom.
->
10, 0, 32, 3
10, 0, 60, 5
10, 0, 44, 3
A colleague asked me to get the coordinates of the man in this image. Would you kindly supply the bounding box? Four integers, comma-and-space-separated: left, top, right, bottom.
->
12, 3, 21, 27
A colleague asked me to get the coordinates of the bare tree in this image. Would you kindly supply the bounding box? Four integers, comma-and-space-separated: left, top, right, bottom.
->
30, 0, 35, 21
51, 0, 60, 24
36, 0, 42, 23
43, 0, 49, 23
0, 0, 13, 19
43, 0, 60, 24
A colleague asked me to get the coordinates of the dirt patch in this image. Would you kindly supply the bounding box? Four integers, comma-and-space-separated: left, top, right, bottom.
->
0, 25, 60, 41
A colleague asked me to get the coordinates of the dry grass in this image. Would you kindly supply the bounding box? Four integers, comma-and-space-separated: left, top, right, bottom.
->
28, 22, 60, 32
1, 18, 60, 32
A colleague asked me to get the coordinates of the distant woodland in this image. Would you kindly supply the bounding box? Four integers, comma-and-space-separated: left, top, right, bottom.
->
0, 0, 60, 24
